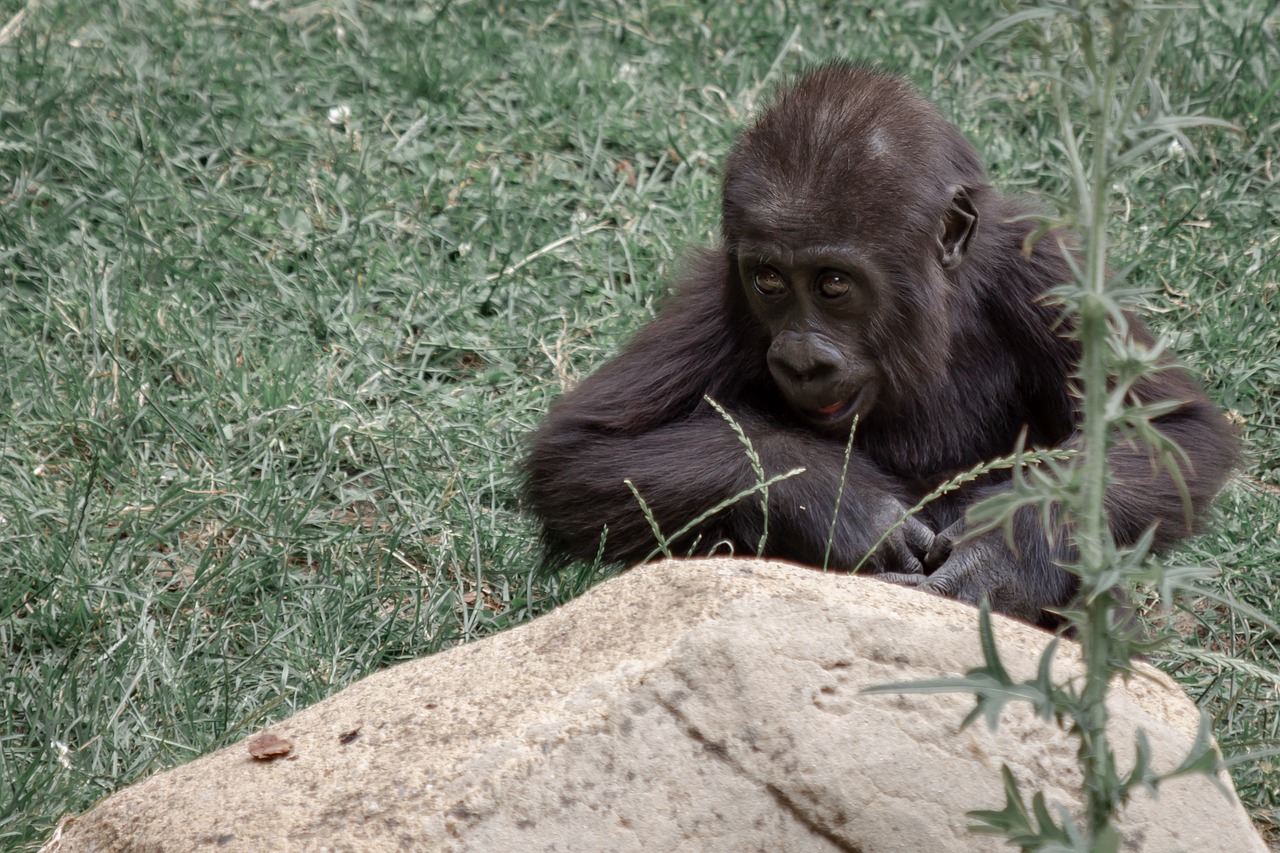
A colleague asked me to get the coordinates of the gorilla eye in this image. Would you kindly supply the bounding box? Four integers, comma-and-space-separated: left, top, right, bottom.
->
817, 272, 851, 298
753, 266, 786, 296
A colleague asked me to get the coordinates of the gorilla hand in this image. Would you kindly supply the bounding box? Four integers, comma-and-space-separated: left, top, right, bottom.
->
888, 521, 1059, 625
855, 496, 935, 576
921, 522, 1059, 622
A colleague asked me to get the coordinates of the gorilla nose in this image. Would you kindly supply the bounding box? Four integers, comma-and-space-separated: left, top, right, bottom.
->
767, 332, 843, 384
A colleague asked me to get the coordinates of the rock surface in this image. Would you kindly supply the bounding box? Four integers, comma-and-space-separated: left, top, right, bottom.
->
48, 558, 1265, 852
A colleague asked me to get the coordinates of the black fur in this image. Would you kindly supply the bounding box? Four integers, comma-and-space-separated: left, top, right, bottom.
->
524, 64, 1237, 626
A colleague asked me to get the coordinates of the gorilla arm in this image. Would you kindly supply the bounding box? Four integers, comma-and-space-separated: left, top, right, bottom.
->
525, 253, 933, 572
912, 351, 1237, 625
528, 413, 934, 570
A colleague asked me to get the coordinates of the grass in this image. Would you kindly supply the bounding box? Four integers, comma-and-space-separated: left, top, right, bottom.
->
0, 0, 1276, 848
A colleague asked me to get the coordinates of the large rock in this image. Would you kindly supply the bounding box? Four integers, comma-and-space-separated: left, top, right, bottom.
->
48, 558, 1264, 852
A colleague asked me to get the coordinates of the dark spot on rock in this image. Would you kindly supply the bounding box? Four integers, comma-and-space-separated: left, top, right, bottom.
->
448, 802, 478, 821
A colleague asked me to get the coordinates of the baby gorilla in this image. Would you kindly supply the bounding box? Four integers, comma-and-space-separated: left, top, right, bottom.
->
524, 62, 1236, 627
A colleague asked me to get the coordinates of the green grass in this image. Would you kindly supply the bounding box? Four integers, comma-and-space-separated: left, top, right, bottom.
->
0, 1, 1277, 847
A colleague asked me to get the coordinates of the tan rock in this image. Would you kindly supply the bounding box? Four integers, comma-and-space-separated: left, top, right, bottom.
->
46, 558, 1265, 852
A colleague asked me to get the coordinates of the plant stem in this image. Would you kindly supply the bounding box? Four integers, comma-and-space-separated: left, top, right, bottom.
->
1076, 29, 1121, 841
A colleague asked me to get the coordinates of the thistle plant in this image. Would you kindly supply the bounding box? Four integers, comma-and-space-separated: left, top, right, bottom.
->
867, 2, 1240, 849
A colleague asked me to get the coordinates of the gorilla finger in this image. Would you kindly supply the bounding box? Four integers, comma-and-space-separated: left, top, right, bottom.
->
887, 538, 927, 575
920, 572, 956, 597
920, 551, 982, 598
877, 572, 927, 587
924, 521, 964, 570
923, 537, 951, 571
901, 515, 936, 557
874, 526, 926, 574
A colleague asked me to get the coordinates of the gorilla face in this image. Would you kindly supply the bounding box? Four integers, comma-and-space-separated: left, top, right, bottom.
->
735, 187, 977, 431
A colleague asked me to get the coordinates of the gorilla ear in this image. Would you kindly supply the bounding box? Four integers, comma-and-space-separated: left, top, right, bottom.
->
937, 186, 978, 270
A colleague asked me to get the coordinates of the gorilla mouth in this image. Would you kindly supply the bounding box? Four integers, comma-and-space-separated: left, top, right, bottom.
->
805, 392, 860, 424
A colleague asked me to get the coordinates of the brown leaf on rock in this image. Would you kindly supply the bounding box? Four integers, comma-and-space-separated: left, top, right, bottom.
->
247, 732, 294, 761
